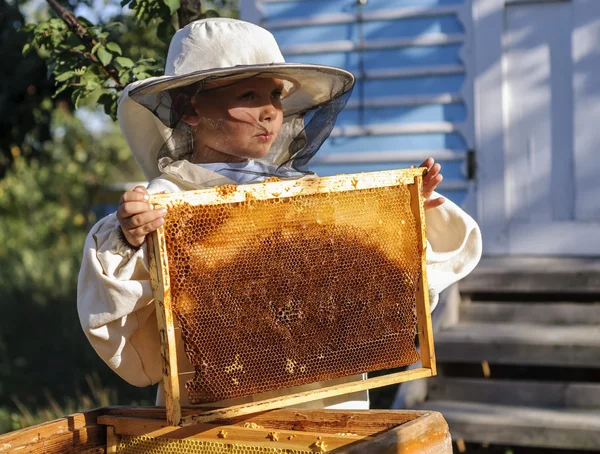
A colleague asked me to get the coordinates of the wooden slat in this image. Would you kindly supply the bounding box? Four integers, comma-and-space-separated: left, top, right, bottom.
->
148, 229, 181, 426
312, 150, 467, 165
149, 168, 426, 208
428, 377, 600, 409
409, 177, 436, 375
345, 93, 463, 108
105, 426, 118, 454
339, 411, 451, 454
264, 5, 462, 29
0, 421, 105, 453
180, 368, 434, 425
460, 302, 600, 325
100, 407, 423, 435
419, 401, 600, 451
435, 323, 600, 367
0, 410, 105, 453
359, 65, 465, 80
330, 122, 458, 137
459, 257, 600, 294
280, 34, 464, 55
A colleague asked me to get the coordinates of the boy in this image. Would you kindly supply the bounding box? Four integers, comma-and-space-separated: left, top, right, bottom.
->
78, 18, 481, 409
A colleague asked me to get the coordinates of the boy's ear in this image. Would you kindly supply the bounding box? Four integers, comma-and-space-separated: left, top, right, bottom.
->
173, 92, 200, 126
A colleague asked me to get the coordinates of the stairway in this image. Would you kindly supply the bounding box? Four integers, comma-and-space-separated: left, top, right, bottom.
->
404, 258, 600, 451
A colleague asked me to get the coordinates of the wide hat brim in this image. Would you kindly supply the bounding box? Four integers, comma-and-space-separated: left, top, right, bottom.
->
129, 63, 355, 120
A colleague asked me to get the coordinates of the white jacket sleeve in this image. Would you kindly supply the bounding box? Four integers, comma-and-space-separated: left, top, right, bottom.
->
425, 193, 483, 311
77, 213, 162, 387
77, 177, 181, 387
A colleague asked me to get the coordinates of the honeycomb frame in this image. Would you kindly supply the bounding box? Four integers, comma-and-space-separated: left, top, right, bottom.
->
147, 168, 436, 426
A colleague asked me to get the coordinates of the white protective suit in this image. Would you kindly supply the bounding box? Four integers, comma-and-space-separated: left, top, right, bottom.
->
77, 155, 482, 409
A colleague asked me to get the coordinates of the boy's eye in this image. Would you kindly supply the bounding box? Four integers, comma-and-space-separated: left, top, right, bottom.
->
239, 92, 256, 100
271, 90, 284, 100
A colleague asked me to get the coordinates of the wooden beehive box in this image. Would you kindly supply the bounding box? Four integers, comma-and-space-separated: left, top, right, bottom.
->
99, 407, 452, 453
0, 406, 452, 453
147, 168, 436, 426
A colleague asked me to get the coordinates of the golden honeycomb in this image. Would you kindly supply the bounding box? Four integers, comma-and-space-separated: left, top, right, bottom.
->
159, 177, 423, 404
116, 435, 317, 453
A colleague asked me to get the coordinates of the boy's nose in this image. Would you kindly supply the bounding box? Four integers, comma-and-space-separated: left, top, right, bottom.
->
259, 104, 278, 122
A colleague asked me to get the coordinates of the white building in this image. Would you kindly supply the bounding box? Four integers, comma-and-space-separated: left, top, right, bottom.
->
241, 0, 600, 257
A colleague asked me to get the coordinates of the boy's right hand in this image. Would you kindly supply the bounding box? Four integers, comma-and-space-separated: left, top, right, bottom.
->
116, 186, 167, 248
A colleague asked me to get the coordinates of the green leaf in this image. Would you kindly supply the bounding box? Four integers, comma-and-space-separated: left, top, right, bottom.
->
54, 71, 75, 82
85, 79, 100, 90
91, 42, 102, 55
22, 43, 31, 56
20, 24, 36, 33
132, 64, 146, 75
53, 83, 70, 98
96, 47, 113, 66
106, 42, 122, 55
115, 57, 134, 68
119, 69, 133, 85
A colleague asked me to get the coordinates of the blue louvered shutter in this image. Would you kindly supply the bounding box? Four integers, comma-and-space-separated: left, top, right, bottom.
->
241, 0, 472, 205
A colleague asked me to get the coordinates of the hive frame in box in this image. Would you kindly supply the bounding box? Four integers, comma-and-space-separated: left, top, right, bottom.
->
147, 168, 436, 426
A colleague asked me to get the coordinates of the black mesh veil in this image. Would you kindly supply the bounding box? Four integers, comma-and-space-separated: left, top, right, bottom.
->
128, 67, 354, 183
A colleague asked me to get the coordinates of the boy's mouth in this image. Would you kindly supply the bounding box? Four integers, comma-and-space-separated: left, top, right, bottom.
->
255, 132, 274, 141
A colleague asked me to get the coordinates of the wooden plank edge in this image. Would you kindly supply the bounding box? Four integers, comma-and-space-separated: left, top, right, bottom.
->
180, 367, 434, 426
148, 229, 181, 426
339, 410, 451, 453
0, 409, 104, 452
99, 407, 426, 431
409, 177, 437, 375
148, 168, 427, 207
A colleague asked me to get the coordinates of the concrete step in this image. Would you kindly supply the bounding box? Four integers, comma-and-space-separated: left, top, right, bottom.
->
459, 302, 600, 325
418, 400, 600, 451
459, 257, 600, 295
435, 323, 600, 367
428, 377, 600, 408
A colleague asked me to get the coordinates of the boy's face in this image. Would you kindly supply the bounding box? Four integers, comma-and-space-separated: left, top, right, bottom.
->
188, 77, 285, 162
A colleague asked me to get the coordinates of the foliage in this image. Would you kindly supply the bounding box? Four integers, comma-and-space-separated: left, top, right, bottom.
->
0, 373, 129, 434
0, 103, 132, 300
0, 0, 238, 435
0, 0, 56, 177
21, 0, 238, 123
0, 104, 154, 433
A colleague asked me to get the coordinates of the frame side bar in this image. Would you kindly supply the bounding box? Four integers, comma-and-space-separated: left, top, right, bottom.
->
409, 176, 437, 375
148, 229, 182, 426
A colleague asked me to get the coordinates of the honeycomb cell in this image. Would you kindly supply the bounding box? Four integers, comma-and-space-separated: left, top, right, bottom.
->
162, 183, 422, 404
116, 435, 313, 453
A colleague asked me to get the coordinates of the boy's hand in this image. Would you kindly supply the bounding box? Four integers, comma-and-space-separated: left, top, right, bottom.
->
419, 157, 445, 210
116, 186, 166, 248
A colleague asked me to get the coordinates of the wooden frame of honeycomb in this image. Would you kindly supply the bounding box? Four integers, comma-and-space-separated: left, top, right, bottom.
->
147, 168, 436, 426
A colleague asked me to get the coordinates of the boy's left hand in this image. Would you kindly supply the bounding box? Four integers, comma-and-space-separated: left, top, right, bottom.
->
419, 157, 445, 210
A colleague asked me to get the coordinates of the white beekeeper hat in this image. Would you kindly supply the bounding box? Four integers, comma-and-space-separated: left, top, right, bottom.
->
117, 18, 355, 181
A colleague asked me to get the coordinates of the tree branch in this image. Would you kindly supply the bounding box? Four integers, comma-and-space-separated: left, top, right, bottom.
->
45, 0, 123, 87
177, 0, 202, 29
